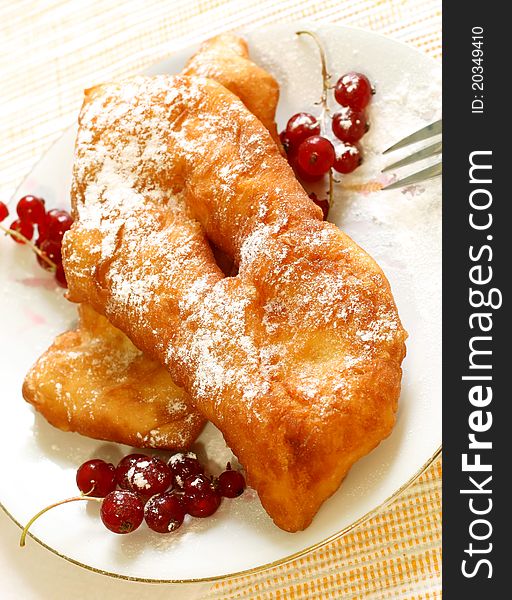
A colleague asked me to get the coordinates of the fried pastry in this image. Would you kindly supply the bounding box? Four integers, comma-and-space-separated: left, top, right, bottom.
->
23, 34, 281, 447
182, 33, 281, 147
62, 74, 407, 532
23, 304, 205, 449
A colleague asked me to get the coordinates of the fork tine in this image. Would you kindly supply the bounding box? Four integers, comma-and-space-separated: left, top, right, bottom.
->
383, 119, 442, 154
381, 161, 442, 190
382, 141, 442, 172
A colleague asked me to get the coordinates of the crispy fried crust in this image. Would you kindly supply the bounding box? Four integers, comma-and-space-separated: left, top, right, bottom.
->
62, 75, 407, 532
23, 34, 279, 449
23, 305, 205, 449
183, 34, 281, 148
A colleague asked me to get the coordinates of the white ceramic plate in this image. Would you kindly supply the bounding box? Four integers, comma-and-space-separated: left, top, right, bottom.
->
0, 23, 441, 582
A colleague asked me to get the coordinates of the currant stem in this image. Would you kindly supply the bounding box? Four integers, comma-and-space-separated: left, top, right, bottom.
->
296, 31, 331, 115
0, 223, 57, 271
297, 30, 335, 210
20, 495, 101, 547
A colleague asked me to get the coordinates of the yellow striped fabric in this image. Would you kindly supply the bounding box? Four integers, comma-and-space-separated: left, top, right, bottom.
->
0, 2, 442, 598
206, 459, 442, 599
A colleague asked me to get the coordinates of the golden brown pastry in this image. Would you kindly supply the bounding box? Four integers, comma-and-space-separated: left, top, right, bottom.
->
23, 34, 281, 448
62, 74, 407, 532
23, 305, 205, 449
183, 33, 281, 147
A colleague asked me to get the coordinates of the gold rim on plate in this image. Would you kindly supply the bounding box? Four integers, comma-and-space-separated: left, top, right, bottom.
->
1, 447, 441, 584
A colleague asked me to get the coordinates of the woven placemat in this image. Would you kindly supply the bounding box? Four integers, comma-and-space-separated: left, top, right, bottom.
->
0, 2, 442, 598
206, 458, 441, 599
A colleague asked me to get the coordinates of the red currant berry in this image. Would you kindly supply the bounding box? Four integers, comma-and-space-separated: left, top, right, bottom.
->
168, 452, 204, 488
297, 136, 335, 178
334, 72, 374, 111
36, 239, 62, 271
123, 456, 171, 496
285, 113, 321, 147
9, 219, 34, 244
332, 107, 369, 144
16, 195, 46, 226
183, 473, 216, 497
0, 201, 9, 222
100, 490, 144, 534
308, 193, 329, 220
293, 164, 323, 183
36, 220, 49, 244
144, 492, 185, 533
286, 147, 300, 170
279, 130, 291, 151
218, 467, 246, 498
280, 132, 301, 169
185, 488, 221, 518
76, 459, 116, 497
333, 143, 363, 174
55, 264, 68, 288
47, 209, 73, 242
115, 453, 149, 489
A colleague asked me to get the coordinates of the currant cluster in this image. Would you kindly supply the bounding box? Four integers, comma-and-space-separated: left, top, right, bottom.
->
0, 196, 73, 288
281, 72, 373, 181
21, 451, 245, 542
279, 32, 375, 219
331, 72, 373, 168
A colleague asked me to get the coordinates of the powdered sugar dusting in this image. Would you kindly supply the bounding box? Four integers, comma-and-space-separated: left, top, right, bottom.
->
63, 73, 407, 518
65, 75, 289, 419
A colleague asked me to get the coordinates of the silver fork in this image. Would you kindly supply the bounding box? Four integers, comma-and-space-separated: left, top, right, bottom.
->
381, 119, 442, 190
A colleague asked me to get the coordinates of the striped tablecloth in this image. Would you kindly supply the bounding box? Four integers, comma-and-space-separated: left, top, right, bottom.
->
0, 1, 441, 598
